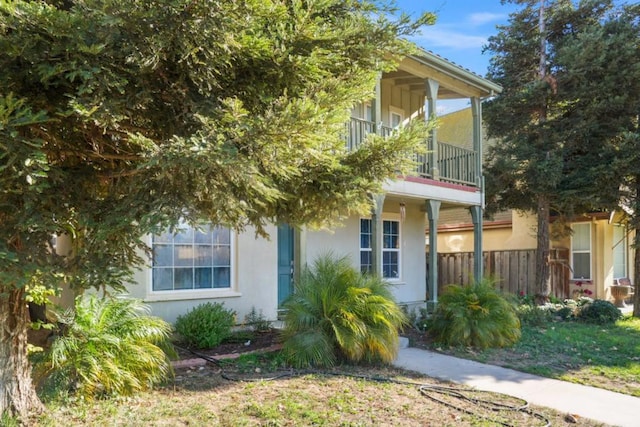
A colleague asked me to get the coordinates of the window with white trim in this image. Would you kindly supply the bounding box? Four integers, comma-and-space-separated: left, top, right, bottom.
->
360, 218, 401, 279
360, 219, 373, 274
571, 223, 591, 280
152, 223, 232, 291
612, 224, 627, 279
389, 106, 404, 129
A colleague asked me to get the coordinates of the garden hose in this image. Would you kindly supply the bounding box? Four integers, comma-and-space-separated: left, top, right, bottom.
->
174, 346, 551, 427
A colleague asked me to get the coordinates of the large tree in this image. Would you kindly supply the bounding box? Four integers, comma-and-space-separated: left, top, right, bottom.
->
483, 0, 640, 301
0, 0, 434, 420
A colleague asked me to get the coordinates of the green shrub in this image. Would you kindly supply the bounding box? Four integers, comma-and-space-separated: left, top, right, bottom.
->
578, 299, 622, 324
429, 279, 521, 349
244, 306, 272, 332
175, 302, 236, 348
281, 253, 407, 368
34, 295, 174, 400
516, 304, 554, 326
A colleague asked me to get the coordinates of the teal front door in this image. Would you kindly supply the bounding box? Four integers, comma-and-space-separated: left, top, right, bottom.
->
277, 224, 295, 307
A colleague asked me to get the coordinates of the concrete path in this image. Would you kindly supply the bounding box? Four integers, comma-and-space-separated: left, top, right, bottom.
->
393, 347, 640, 427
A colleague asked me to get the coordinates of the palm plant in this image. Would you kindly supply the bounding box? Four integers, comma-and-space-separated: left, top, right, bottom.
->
429, 278, 521, 349
281, 253, 407, 368
34, 294, 174, 399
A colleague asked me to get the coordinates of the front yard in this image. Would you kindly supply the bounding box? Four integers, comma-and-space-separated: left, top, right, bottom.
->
415, 315, 640, 397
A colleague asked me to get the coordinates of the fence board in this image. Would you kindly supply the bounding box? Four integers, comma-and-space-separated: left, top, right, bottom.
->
436, 249, 569, 299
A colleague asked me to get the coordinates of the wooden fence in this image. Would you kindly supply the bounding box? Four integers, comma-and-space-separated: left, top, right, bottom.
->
435, 249, 571, 299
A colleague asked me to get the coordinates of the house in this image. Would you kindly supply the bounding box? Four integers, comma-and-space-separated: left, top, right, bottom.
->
59, 51, 500, 324
436, 108, 636, 304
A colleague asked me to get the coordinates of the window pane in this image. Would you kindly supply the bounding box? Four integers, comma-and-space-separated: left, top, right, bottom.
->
174, 268, 194, 289
383, 235, 399, 249
153, 245, 172, 267
360, 234, 371, 249
213, 267, 231, 288
194, 268, 213, 288
572, 224, 590, 251
613, 225, 626, 278
360, 251, 372, 274
194, 225, 212, 244
573, 253, 590, 279
174, 245, 193, 267
153, 230, 173, 244
174, 227, 193, 244
212, 227, 230, 244
194, 245, 212, 267
213, 246, 230, 266
383, 251, 399, 278
360, 219, 371, 234
152, 268, 173, 291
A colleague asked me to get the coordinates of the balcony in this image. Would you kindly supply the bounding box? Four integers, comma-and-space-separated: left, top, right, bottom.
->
346, 117, 479, 187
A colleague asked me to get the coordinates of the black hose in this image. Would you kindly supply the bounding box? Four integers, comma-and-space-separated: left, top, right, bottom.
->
174, 348, 551, 427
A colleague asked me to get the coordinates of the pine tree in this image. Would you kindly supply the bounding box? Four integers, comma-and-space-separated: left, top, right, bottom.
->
483, 0, 640, 303
0, 0, 434, 419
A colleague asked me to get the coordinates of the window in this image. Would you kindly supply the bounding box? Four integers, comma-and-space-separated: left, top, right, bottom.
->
571, 223, 591, 280
152, 223, 232, 291
389, 107, 404, 129
360, 219, 372, 274
360, 218, 400, 279
613, 224, 627, 279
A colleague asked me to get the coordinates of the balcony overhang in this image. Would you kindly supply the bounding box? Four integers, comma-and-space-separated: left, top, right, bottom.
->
384, 48, 502, 100
383, 176, 482, 207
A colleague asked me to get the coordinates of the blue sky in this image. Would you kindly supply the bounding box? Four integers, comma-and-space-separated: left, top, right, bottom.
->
397, 0, 519, 77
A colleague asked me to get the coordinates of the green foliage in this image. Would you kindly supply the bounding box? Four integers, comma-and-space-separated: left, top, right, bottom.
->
244, 306, 272, 333
429, 279, 521, 349
483, 1, 640, 301
578, 300, 623, 324
175, 302, 236, 349
33, 295, 174, 400
516, 304, 555, 327
281, 253, 407, 367
0, 0, 436, 417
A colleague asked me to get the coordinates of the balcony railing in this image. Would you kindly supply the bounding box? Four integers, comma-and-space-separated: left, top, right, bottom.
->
345, 117, 479, 187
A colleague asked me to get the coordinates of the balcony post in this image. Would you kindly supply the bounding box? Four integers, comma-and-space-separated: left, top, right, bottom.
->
426, 199, 441, 302
425, 78, 439, 179
471, 97, 482, 186
374, 73, 382, 136
469, 205, 484, 281
370, 193, 385, 277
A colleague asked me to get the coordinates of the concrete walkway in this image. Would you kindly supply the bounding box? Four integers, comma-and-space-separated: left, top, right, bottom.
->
393, 346, 640, 427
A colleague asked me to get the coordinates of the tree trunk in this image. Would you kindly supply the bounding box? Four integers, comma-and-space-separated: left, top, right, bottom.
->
633, 230, 640, 317
0, 287, 44, 422
535, 195, 551, 303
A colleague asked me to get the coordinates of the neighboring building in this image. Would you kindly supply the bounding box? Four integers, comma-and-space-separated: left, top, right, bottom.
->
437, 108, 635, 302
96, 50, 501, 324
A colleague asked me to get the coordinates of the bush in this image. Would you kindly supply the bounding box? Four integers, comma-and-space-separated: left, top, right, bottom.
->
175, 302, 236, 348
516, 304, 555, 326
244, 306, 272, 333
281, 253, 407, 367
429, 279, 521, 349
34, 295, 174, 400
578, 299, 622, 324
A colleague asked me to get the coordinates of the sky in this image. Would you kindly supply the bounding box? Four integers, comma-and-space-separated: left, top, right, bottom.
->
398, 0, 518, 76
396, 0, 520, 113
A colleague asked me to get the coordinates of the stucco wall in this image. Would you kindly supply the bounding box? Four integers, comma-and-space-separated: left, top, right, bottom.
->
438, 210, 538, 252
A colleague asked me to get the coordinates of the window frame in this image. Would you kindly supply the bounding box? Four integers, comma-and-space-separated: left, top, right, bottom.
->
360, 217, 402, 281
147, 223, 239, 301
389, 106, 404, 129
571, 223, 592, 280
612, 224, 627, 280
